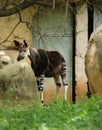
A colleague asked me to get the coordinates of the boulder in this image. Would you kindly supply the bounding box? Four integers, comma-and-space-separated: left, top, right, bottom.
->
0, 51, 12, 69
85, 24, 102, 95
0, 62, 37, 101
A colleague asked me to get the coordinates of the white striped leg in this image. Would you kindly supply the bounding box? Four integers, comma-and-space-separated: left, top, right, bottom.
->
61, 62, 68, 101
40, 91, 44, 104
38, 75, 45, 103
64, 85, 68, 101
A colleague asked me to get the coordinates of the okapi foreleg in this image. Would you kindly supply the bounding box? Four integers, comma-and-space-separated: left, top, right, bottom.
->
37, 75, 45, 103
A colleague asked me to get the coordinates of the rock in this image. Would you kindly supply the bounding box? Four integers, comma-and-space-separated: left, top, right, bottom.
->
85, 24, 102, 95
0, 51, 5, 56
0, 62, 37, 101
0, 51, 12, 69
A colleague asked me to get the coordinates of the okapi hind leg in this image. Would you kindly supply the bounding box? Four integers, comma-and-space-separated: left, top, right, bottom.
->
54, 75, 61, 100
37, 75, 45, 104
61, 62, 69, 101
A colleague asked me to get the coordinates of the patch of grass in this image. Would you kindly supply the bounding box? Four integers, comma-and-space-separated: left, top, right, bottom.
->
0, 96, 102, 130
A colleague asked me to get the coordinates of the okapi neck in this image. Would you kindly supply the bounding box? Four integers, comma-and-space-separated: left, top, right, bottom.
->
28, 47, 38, 66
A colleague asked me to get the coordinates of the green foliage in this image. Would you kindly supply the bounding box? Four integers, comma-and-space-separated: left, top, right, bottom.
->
0, 96, 102, 130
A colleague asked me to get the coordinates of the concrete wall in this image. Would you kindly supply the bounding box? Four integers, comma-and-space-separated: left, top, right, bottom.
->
94, 1, 102, 30
75, 2, 88, 99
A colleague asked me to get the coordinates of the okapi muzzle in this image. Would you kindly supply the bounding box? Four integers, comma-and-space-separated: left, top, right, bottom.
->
17, 53, 25, 61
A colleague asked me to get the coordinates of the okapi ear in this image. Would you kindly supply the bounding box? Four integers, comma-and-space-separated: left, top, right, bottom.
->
23, 40, 28, 47
14, 40, 21, 47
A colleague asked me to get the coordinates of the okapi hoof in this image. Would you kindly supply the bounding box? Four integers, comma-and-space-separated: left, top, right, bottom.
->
41, 100, 44, 104
86, 92, 91, 98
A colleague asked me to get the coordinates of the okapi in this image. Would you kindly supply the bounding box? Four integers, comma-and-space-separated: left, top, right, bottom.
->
14, 40, 69, 103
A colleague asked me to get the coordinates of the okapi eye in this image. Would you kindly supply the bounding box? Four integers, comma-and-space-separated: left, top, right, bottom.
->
24, 50, 26, 52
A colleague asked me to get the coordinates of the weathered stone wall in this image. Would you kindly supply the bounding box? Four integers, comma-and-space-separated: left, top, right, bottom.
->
0, 6, 37, 44
0, 6, 37, 62
75, 2, 88, 99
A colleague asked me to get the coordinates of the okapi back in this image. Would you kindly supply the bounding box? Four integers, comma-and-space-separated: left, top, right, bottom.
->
29, 48, 65, 77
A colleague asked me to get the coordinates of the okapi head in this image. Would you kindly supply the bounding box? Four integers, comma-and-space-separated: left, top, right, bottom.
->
14, 40, 30, 61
